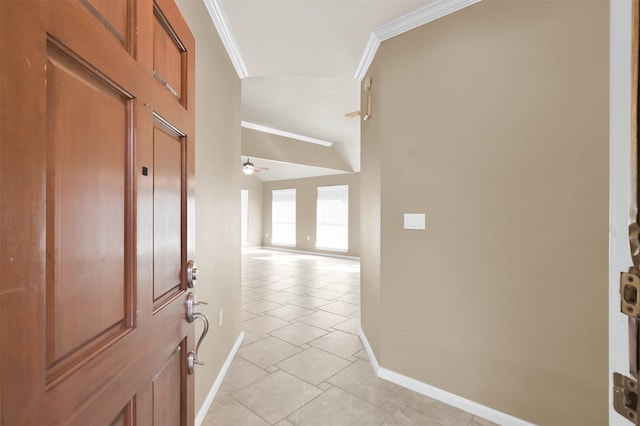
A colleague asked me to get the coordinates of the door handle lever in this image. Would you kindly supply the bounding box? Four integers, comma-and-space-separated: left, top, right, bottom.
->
186, 293, 207, 322
186, 293, 210, 374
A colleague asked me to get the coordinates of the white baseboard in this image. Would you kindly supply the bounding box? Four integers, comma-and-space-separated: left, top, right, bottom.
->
195, 331, 245, 426
358, 326, 380, 374
358, 328, 533, 426
255, 246, 360, 261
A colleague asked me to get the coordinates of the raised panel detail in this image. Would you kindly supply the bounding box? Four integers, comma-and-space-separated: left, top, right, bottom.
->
153, 117, 184, 307
153, 3, 185, 103
152, 345, 184, 426
81, 0, 131, 49
110, 399, 134, 426
45, 41, 133, 381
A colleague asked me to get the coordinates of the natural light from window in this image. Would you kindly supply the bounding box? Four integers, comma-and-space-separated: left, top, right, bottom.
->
272, 189, 296, 246
316, 185, 348, 251
241, 190, 249, 245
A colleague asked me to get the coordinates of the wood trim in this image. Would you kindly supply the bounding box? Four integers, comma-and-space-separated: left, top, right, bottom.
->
0, 0, 47, 423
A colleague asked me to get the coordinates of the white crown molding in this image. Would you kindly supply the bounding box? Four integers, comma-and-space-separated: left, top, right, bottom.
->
202, 0, 249, 79
241, 121, 334, 147
354, 0, 482, 80
353, 33, 381, 82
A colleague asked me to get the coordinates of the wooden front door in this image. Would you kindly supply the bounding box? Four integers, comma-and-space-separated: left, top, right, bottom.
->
0, 0, 197, 424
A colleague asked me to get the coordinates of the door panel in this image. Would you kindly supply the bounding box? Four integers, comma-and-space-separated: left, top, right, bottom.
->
153, 121, 185, 306
153, 343, 186, 425
80, 0, 132, 49
153, 4, 186, 103
0, 0, 196, 424
45, 40, 132, 380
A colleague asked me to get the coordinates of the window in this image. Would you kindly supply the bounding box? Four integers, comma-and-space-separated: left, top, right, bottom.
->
241, 190, 249, 245
272, 189, 296, 246
316, 185, 348, 251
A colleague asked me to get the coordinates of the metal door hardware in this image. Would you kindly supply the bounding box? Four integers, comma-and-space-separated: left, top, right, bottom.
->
185, 293, 209, 375
615, 373, 640, 424
186, 260, 198, 288
186, 292, 207, 322
622, 270, 640, 318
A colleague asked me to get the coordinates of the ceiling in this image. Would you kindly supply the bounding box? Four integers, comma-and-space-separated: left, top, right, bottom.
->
212, 0, 436, 180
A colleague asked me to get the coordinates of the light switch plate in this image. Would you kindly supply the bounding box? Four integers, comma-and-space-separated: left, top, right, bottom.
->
404, 213, 425, 230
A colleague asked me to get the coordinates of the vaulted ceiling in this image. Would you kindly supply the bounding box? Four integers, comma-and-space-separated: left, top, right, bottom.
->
204, 0, 463, 180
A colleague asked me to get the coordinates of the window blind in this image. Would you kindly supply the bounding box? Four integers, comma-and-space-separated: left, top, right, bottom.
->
272, 189, 296, 246
316, 185, 348, 251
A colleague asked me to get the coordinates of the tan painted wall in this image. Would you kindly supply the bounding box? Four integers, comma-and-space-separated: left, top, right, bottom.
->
241, 173, 264, 247
360, 62, 382, 354
361, 1, 609, 425
175, 0, 242, 415
263, 173, 360, 257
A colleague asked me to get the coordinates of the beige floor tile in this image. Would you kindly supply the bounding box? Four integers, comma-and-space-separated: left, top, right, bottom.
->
333, 317, 361, 335
319, 300, 360, 316
389, 388, 473, 425
297, 310, 350, 330
317, 382, 332, 391
307, 288, 344, 300
469, 415, 499, 426
277, 347, 351, 385
337, 293, 361, 305
204, 250, 481, 426
243, 299, 283, 314
242, 314, 290, 335
233, 370, 322, 424
202, 400, 268, 426
257, 282, 294, 292
309, 330, 363, 359
218, 357, 268, 394
243, 287, 275, 298
242, 298, 259, 308
354, 349, 369, 360
289, 296, 332, 309
381, 407, 441, 426
288, 386, 392, 426
282, 285, 316, 296
240, 330, 262, 347
261, 291, 301, 304
323, 283, 355, 293
269, 322, 328, 346
328, 359, 399, 406
266, 304, 314, 321
238, 336, 301, 369
242, 310, 258, 321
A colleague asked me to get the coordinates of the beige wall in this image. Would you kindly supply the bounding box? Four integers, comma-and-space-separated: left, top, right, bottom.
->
263, 173, 360, 257
361, 1, 609, 425
176, 0, 242, 415
241, 173, 264, 247
242, 128, 352, 172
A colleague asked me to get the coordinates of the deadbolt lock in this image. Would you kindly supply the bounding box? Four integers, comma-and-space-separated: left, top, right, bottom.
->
186, 260, 198, 288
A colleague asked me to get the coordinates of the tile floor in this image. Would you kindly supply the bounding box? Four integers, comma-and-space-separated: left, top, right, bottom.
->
202, 249, 496, 426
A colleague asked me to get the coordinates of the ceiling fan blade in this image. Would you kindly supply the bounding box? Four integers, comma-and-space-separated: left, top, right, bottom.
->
254, 166, 270, 173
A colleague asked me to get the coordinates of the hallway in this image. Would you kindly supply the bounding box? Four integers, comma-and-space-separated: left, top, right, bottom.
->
202, 249, 494, 425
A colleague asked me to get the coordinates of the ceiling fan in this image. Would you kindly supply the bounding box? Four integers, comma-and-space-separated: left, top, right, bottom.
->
242, 158, 269, 175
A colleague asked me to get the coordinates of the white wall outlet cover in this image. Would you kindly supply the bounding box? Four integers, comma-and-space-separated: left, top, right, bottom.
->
404, 213, 426, 230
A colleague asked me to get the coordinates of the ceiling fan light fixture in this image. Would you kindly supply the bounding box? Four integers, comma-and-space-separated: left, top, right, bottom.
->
242, 158, 255, 175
